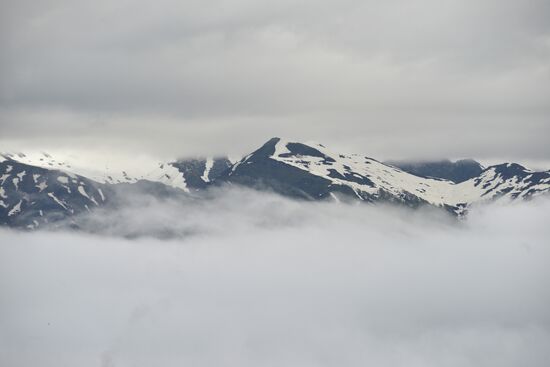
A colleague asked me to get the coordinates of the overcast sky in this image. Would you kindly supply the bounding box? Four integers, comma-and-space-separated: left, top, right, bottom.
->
1, 0, 549, 161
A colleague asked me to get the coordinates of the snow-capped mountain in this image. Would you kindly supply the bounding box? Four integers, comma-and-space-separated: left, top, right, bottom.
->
219, 138, 550, 213
1, 138, 549, 229
2, 152, 232, 192
0, 158, 108, 229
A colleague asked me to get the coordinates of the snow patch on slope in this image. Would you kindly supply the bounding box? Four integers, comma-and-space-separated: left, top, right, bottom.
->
47, 192, 71, 212
201, 158, 214, 183
8, 200, 22, 217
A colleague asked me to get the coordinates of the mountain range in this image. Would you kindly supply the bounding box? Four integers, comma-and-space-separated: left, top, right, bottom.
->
1, 137, 549, 229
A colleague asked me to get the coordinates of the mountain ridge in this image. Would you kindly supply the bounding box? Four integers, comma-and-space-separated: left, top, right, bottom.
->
386, 159, 484, 183
2, 138, 549, 229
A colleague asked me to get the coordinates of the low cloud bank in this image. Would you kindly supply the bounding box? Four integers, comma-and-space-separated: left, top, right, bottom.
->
63, 186, 460, 239
1, 191, 549, 367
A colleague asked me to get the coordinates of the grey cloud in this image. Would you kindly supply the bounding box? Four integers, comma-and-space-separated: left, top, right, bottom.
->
47, 185, 459, 238
0, 0, 549, 160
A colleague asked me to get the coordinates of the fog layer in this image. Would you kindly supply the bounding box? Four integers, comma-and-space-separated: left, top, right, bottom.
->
1, 192, 549, 366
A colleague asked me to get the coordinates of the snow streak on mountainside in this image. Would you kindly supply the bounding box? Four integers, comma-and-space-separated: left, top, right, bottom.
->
171, 157, 232, 190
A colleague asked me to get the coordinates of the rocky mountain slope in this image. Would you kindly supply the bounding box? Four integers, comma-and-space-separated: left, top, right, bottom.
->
387, 159, 484, 183
0, 158, 108, 229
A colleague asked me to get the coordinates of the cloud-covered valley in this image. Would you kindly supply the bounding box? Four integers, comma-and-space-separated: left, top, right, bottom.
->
1, 191, 549, 366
